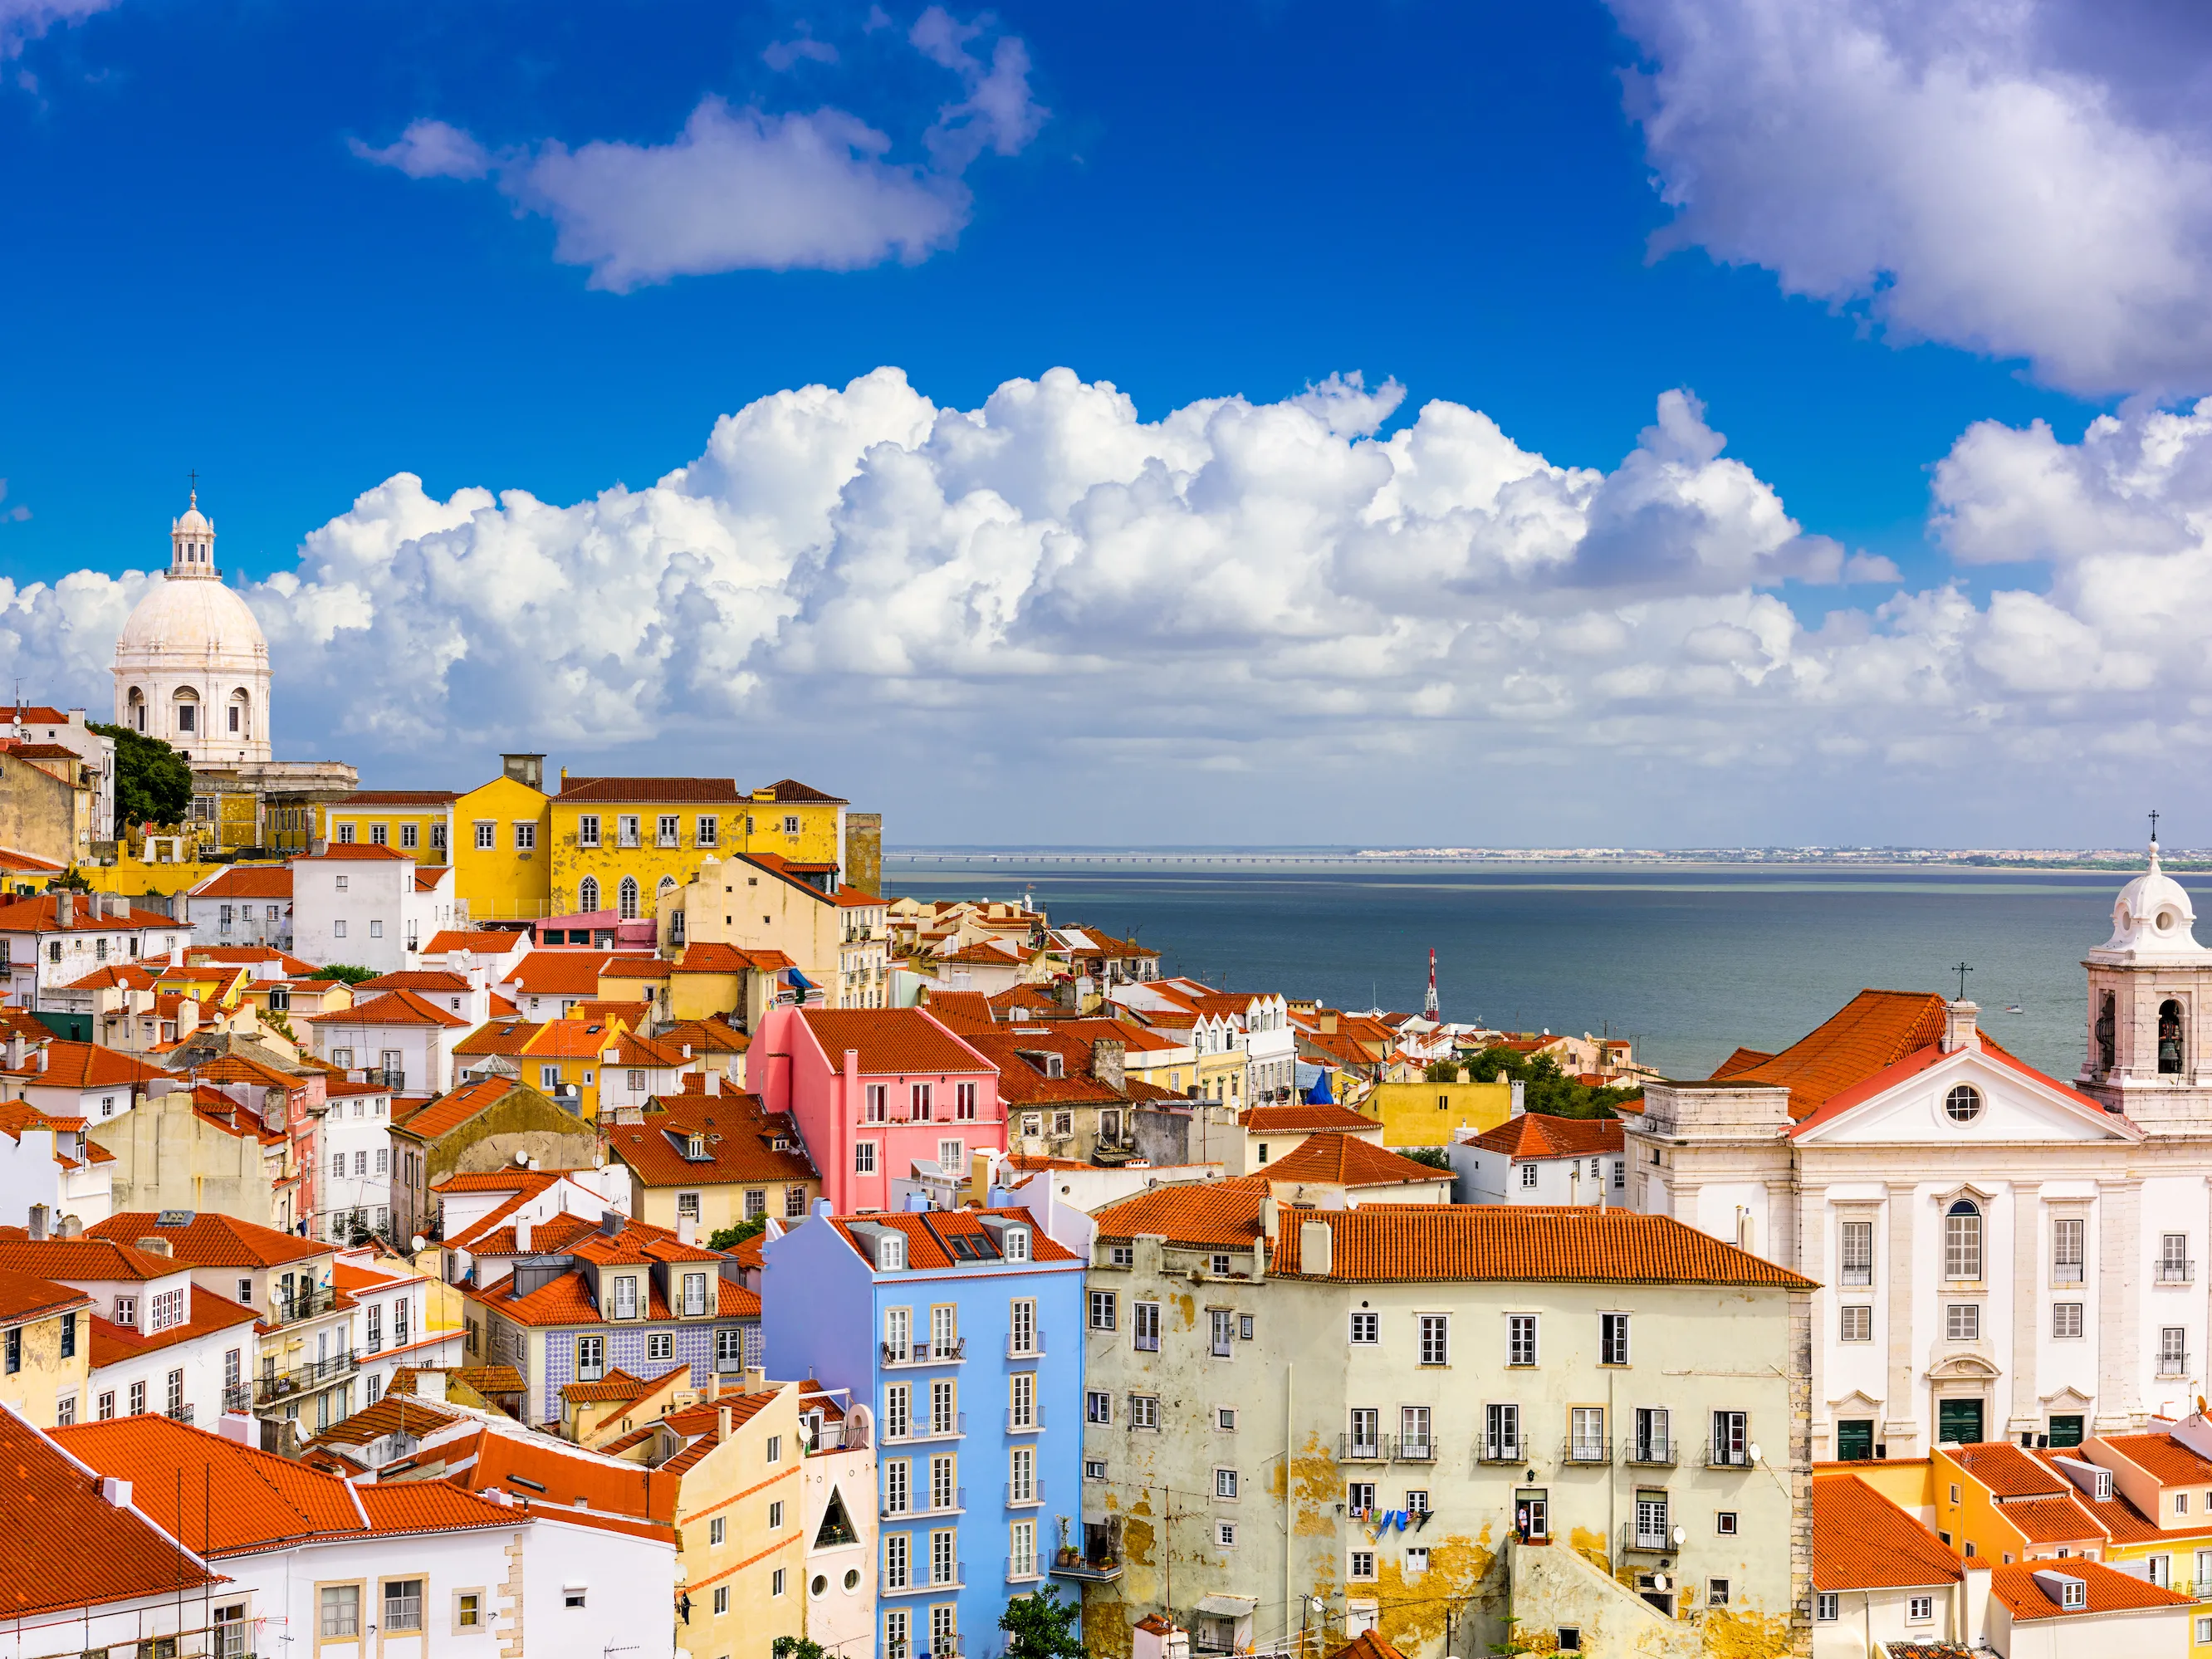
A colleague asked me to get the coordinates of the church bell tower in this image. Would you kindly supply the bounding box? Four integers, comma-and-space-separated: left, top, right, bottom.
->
2077, 834, 2212, 1133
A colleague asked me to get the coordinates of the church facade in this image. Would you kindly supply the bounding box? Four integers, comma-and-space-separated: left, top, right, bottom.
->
1629, 847, 2212, 1463
110, 493, 353, 846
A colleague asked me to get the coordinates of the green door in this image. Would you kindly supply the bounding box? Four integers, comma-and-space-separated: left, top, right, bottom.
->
1938, 1399, 1984, 1445
1836, 1419, 1874, 1461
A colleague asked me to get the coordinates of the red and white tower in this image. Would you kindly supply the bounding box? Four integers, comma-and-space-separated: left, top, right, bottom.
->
1424, 947, 1439, 1020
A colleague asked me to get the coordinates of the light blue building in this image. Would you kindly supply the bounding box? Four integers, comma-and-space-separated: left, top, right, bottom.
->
764, 1202, 1086, 1659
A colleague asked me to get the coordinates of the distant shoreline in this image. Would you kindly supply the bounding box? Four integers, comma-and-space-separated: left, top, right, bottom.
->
885, 849, 2185, 873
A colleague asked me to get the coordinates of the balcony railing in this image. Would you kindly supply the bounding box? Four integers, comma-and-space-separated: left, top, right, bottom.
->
2161, 1351, 2191, 1378
1006, 1334, 1044, 1358
883, 1412, 967, 1443
255, 1349, 360, 1405
2053, 1262, 2084, 1285
1705, 1442, 1753, 1469
1006, 1480, 1044, 1507
1396, 1437, 1436, 1463
221, 1383, 252, 1413
1476, 1440, 1524, 1465
1623, 1438, 1677, 1466
166, 1403, 195, 1425
927, 1639, 965, 1657
2160, 1260, 2195, 1285
1563, 1436, 1612, 1466
1338, 1432, 1390, 1461
1050, 1553, 1123, 1583
269, 1284, 340, 1326
1620, 1522, 1673, 1557
1006, 1408, 1042, 1433
882, 1338, 967, 1367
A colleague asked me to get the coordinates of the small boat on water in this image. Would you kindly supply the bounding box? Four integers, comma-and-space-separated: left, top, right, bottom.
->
2006, 1003, 2024, 1014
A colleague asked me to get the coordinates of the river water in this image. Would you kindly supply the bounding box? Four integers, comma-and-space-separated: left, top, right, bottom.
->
882, 857, 2144, 1082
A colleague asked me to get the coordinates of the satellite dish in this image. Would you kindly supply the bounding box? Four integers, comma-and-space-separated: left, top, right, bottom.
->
1671, 1524, 1685, 1546
411, 1235, 428, 1253
515, 1148, 530, 1165
1747, 1442, 1762, 1464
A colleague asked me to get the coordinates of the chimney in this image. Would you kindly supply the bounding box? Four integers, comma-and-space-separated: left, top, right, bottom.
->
1298, 1218, 1333, 1277
1090, 1038, 1126, 1093
56, 1215, 80, 1238
1509, 1079, 1526, 1117
1943, 1000, 1982, 1054
27, 1205, 46, 1241
1319, 1011, 1337, 1035
515, 1216, 533, 1254
717, 1404, 732, 1441
599, 1208, 622, 1238
99, 1476, 132, 1509
1260, 1194, 1280, 1241
135, 1237, 173, 1258
704, 1071, 721, 1096
217, 1412, 257, 1446
54, 890, 71, 928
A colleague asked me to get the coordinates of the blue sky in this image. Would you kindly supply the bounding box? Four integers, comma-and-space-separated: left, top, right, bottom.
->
4, 0, 2210, 845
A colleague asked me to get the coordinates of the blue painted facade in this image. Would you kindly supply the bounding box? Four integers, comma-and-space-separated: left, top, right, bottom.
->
764, 1209, 1086, 1659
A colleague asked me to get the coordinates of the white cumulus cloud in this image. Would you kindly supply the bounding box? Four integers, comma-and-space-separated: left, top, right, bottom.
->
0, 0, 110, 60
352, 11, 1047, 288
1609, 0, 2212, 396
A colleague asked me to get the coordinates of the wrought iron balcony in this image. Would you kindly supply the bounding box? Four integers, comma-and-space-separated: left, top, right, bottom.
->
1475, 1440, 1524, 1465
1705, 1441, 1754, 1469
1006, 1480, 1045, 1507
1623, 1437, 1677, 1466
1562, 1436, 1612, 1466
2159, 1259, 2195, 1285
268, 1284, 340, 1326
1338, 1431, 1390, 1461
254, 1348, 359, 1405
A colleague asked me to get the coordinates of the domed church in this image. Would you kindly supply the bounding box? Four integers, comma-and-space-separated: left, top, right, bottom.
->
113, 491, 272, 765
110, 491, 355, 847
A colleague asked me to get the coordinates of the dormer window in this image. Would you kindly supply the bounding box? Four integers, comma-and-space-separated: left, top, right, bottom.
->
688, 1134, 707, 1159
2061, 1578, 2085, 1609
1003, 1226, 1030, 1263
878, 1234, 906, 1271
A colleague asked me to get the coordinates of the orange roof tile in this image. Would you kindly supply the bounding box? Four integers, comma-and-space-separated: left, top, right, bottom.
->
1269, 1206, 1815, 1286
89, 1288, 260, 1366
557, 776, 742, 805
0, 1263, 89, 1324
751, 777, 846, 803
2099, 1431, 2212, 1485
1988, 1558, 2194, 1620
1950, 1441, 2073, 1498
0, 1236, 186, 1284
1702, 991, 1947, 1119
658, 1017, 750, 1055
1994, 1494, 2107, 1546
456, 1020, 540, 1056
1255, 1133, 1451, 1187
298, 842, 410, 861
55, 1413, 367, 1553
389, 1076, 546, 1143
825, 1206, 1081, 1272
0, 894, 178, 932
1811, 1472, 1964, 1591
425, 929, 531, 956
615, 1096, 815, 1188
1466, 1115, 1625, 1161
306, 988, 467, 1029
525, 1017, 631, 1060
920, 991, 993, 1033
0, 1041, 169, 1089
1238, 1102, 1377, 1134
503, 953, 628, 996
798, 1007, 992, 1076
88, 1211, 330, 1269
191, 866, 292, 898
437, 1424, 679, 1526
0, 1407, 224, 1613
355, 1480, 519, 1535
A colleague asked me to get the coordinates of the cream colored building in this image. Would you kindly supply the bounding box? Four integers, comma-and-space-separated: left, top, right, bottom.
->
1629, 844, 2212, 1462
1075, 1189, 1812, 1659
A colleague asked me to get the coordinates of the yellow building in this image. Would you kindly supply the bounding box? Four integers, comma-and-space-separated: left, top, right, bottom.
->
549, 774, 854, 921
452, 757, 552, 922
513, 1013, 636, 1119
0, 1270, 91, 1429
609, 1091, 820, 1240
325, 789, 456, 864
1358, 1078, 1515, 1148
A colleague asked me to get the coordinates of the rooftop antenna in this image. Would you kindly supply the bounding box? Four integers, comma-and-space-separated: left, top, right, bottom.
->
1424, 947, 1439, 1020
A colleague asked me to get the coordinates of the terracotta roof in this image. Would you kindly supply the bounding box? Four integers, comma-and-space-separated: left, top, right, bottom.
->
1710, 1046, 1775, 1079
1988, 1558, 2194, 1620
967, 1033, 1128, 1106
1326, 1633, 1411, 1659
1994, 1494, 2107, 1546
751, 778, 846, 803
825, 1206, 1082, 1271
425, 929, 530, 956
0, 1041, 169, 1089
434, 1425, 678, 1527
1467, 1115, 1625, 1161
87, 1211, 330, 1269
354, 969, 475, 994
1701, 991, 1950, 1118
921, 991, 993, 1033
90, 1288, 262, 1366
599, 957, 673, 980
0, 894, 179, 932
456, 1020, 539, 1056
389, 1076, 544, 1143
609, 1030, 688, 1069
0, 1407, 224, 1614
388, 1363, 526, 1397
0, 1236, 188, 1284
836, 887, 883, 908
0, 848, 64, 874
337, 790, 458, 805
188, 947, 319, 974
1811, 1472, 1965, 1591
1255, 1133, 1450, 1187
526, 1017, 630, 1060
2098, 1431, 2212, 1486
305, 1391, 466, 1448
673, 942, 790, 974
798, 1007, 992, 1076
2026, 1451, 2197, 1547
61, 963, 159, 991
502, 953, 629, 996
56, 1413, 367, 1553
1950, 1441, 2073, 1498
297, 842, 409, 861
1238, 1102, 1377, 1134
306, 988, 467, 1029
191, 866, 292, 898
560, 1365, 666, 1404
658, 1017, 750, 1055
615, 1096, 816, 1187
0, 1263, 90, 1324
556, 776, 743, 805
353, 1480, 519, 1535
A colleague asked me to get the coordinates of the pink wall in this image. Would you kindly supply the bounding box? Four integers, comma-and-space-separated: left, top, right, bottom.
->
755, 1005, 1006, 1211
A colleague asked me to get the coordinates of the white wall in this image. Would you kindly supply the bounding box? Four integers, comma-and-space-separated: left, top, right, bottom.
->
293, 855, 414, 973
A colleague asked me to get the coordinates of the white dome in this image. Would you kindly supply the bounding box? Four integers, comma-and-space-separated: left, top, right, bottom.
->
116, 575, 267, 666
2090, 844, 2210, 962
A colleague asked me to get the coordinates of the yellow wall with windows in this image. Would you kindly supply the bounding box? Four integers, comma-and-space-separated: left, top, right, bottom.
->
453, 776, 551, 922
550, 795, 732, 920
325, 806, 453, 864
733, 790, 843, 869
661, 1382, 810, 1659
0, 1305, 90, 1430
1359, 1079, 1515, 1148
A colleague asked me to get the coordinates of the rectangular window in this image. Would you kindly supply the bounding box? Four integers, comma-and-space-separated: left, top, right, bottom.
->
956, 1081, 977, 1119
1419, 1314, 1450, 1365
1485, 1402, 1520, 1460
1711, 1411, 1749, 1466
1906, 1594, 1932, 1622
1130, 1394, 1159, 1429
612, 1276, 638, 1319
2163, 1232, 2193, 1282
1570, 1406, 1606, 1461
855, 1142, 878, 1174
1010, 1372, 1035, 1429
2162, 1326, 2190, 1375
1010, 1445, 1035, 1503
697, 815, 717, 846
577, 814, 601, 848
617, 814, 639, 847
335, 819, 352, 841
369, 823, 388, 846
1708, 1579, 1730, 1608
1635, 1492, 1668, 1548
1085, 1459, 1107, 1481
1090, 1290, 1117, 1329
1349, 1407, 1380, 1457
1945, 1304, 1980, 1341
2054, 1302, 2084, 1338
1400, 1406, 1431, 1458
883, 1533, 909, 1590
321, 1585, 361, 1638
513, 822, 536, 851
399, 822, 418, 849
1841, 1305, 1873, 1342
885, 1461, 910, 1515
1215, 1467, 1239, 1499
1945, 1206, 1983, 1280
1011, 1299, 1035, 1355
746, 1188, 767, 1221
930, 1379, 956, 1436
885, 1384, 911, 1440
1011, 1517, 1037, 1578
1133, 1301, 1160, 1352
1211, 1309, 1235, 1358
1349, 1311, 1379, 1345
1217, 1521, 1237, 1548
937, 1138, 963, 1174
474, 820, 495, 849
713, 1587, 730, 1614
931, 1529, 955, 1586
1508, 1314, 1538, 1366
911, 1082, 933, 1120
658, 814, 681, 847
769, 1499, 785, 1527
1088, 1391, 1112, 1424
1816, 1593, 1839, 1622
1520, 1162, 1539, 1189
576, 1334, 604, 1379
865, 1084, 888, 1122
1598, 1312, 1629, 1366
384, 1579, 423, 1633
1349, 1550, 1376, 1581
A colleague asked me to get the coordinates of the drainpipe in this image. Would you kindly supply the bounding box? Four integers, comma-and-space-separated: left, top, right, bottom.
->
1285, 1360, 1294, 1652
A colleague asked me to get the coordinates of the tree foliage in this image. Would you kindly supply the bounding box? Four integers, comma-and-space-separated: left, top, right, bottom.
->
88, 722, 193, 837
1000, 1586, 1084, 1659
1463, 1044, 1642, 1120
1396, 1144, 1452, 1171
708, 1215, 769, 1251
771, 1638, 828, 1659
316, 964, 382, 986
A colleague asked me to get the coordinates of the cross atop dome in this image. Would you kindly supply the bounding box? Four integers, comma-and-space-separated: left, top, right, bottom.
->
169, 482, 216, 579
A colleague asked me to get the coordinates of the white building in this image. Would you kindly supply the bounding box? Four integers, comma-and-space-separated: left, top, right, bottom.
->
306, 993, 468, 1098
1630, 841, 2212, 1460
110, 492, 271, 766
184, 864, 292, 951
334, 1247, 464, 1407
0, 893, 190, 1010
1451, 1112, 1627, 1205
0, 1104, 115, 1231
4, 705, 115, 844
319, 1077, 399, 1242
291, 844, 456, 974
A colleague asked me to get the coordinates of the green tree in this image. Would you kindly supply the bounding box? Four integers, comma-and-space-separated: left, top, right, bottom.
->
1397, 1144, 1452, 1171
1423, 1059, 1462, 1083
88, 722, 193, 837
316, 964, 381, 986
1464, 1044, 1643, 1120
708, 1215, 769, 1251
771, 1637, 828, 1659
1000, 1585, 1084, 1659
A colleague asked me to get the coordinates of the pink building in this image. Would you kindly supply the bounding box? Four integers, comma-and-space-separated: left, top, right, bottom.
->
752, 1005, 1004, 1211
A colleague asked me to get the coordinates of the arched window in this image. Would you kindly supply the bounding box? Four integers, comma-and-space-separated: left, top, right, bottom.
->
1944, 1200, 1983, 1281
2161, 998, 2185, 1075
126, 688, 145, 733
172, 688, 198, 736
576, 876, 599, 914
228, 689, 249, 737
1945, 1084, 1982, 1123
2096, 991, 2117, 1073
618, 876, 639, 920
657, 874, 677, 903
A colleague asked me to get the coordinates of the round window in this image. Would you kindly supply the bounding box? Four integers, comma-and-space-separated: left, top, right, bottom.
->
843, 1568, 862, 1593
811, 1574, 828, 1598
2160, 908, 2180, 931
1945, 1084, 1982, 1123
